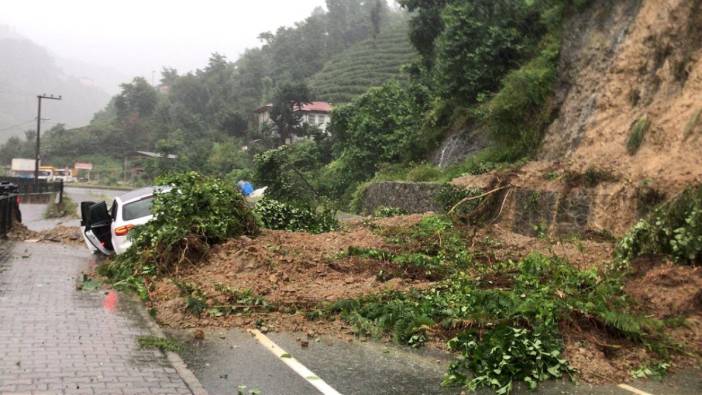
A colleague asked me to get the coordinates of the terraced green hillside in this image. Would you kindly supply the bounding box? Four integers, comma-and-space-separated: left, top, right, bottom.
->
308, 19, 417, 104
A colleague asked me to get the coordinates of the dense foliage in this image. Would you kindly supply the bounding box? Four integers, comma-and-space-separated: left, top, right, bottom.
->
324, 81, 431, 199
109, 172, 258, 276
254, 197, 338, 234
617, 185, 702, 264
253, 140, 323, 207
0, 1, 402, 185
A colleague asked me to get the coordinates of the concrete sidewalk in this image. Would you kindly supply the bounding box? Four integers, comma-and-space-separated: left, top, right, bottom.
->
0, 241, 194, 395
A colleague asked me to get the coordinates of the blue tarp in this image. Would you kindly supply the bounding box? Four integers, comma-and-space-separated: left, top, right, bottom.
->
238, 181, 254, 197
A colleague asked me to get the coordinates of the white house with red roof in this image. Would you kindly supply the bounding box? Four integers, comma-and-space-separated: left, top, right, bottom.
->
254, 101, 333, 134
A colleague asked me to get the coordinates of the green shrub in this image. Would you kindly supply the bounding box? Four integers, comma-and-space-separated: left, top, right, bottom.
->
373, 207, 408, 218
254, 197, 338, 234
44, 195, 78, 219
405, 163, 442, 181
482, 33, 560, 155
617, 185, 702, 264
109, 172, 258, 277
440, 146, 525, 182
253, 141, 322, 207
627, 117, 650, 155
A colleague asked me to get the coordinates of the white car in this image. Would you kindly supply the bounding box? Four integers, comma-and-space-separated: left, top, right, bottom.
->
81, 186, 171, 255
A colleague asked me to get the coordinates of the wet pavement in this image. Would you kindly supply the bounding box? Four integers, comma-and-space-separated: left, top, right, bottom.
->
167, 327, 454, 395
168, 326, 702, 395
0, 241, 192, 395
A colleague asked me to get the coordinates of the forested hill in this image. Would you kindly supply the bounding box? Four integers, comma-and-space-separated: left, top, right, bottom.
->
0, 1, 406, 180
308, 16, 416, 103
0, 26, 110, 141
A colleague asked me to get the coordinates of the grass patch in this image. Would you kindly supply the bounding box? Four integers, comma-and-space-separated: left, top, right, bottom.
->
348, 215, 473, 281
627, 117, 650, 155
137, 336, 182, 353
373, 207, 408, 218
44, 195, 78, 219
440, 146, 526, 181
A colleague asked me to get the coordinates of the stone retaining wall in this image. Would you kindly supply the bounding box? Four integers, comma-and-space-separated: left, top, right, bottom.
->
359, 181, 444, 214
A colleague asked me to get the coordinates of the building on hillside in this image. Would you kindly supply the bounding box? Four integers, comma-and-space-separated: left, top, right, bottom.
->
254, 101, 333, 142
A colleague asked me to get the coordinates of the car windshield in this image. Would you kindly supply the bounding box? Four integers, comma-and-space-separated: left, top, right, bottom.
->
122, 196, 154, 221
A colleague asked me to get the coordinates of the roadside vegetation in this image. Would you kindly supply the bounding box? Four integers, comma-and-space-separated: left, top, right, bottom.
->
43, 195, 78, 219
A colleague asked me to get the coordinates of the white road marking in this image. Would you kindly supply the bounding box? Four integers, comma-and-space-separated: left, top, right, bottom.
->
249, 329, 342, 395
618, 384, 654, 395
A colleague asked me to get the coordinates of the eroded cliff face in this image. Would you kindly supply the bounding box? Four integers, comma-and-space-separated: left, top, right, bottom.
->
541, 0, 702, 190
468, 0, 702, 236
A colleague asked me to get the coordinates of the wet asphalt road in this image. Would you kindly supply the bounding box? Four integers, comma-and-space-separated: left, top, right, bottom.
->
167, 328, 457, 395
170, 325, 702, 395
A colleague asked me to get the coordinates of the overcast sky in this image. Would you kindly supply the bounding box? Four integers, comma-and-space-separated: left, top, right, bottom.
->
1, 0, 328, 87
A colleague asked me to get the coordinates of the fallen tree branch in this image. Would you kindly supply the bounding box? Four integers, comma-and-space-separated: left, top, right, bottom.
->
448, 186, 510, 215
491, 188, 513, 224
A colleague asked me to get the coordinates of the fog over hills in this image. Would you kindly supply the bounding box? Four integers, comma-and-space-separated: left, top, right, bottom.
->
0, 25, 112, 142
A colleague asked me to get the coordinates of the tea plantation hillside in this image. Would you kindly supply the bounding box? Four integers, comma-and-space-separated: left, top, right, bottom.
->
308, 20, 416, 104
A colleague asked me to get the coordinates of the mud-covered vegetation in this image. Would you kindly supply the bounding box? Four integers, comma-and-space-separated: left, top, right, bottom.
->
319, 215, 673, 393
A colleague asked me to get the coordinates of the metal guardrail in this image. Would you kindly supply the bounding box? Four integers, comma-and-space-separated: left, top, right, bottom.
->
0, 177, 63, 204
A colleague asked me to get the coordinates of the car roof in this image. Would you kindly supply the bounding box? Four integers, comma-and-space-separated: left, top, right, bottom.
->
116, 186, 171, 204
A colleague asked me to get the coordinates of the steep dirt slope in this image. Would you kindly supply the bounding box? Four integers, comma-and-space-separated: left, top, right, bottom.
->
458, 0, 702, 236
541, 0, 702, 188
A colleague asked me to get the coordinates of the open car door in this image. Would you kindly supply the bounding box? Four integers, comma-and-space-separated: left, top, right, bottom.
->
81, 201, 114, 256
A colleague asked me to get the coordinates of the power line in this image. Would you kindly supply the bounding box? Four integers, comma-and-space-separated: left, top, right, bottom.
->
0, 119, 35, 132
0, 118, 61, 133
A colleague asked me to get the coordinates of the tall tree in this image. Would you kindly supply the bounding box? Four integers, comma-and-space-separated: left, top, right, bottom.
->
114, 77, 159, 119
399, 0, 449, 67
269, 82, 312, 145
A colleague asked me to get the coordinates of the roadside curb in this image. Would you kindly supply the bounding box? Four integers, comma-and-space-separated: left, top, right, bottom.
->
132, 297, 209, 395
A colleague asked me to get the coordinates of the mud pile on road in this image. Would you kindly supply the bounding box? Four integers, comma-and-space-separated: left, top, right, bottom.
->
145, 213, 700, 385
7, 223, 84, 246
149, 214, 613, 328
150, 221, 423, 332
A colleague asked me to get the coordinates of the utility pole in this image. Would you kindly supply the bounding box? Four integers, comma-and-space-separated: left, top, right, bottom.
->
35, 94, 62, 187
